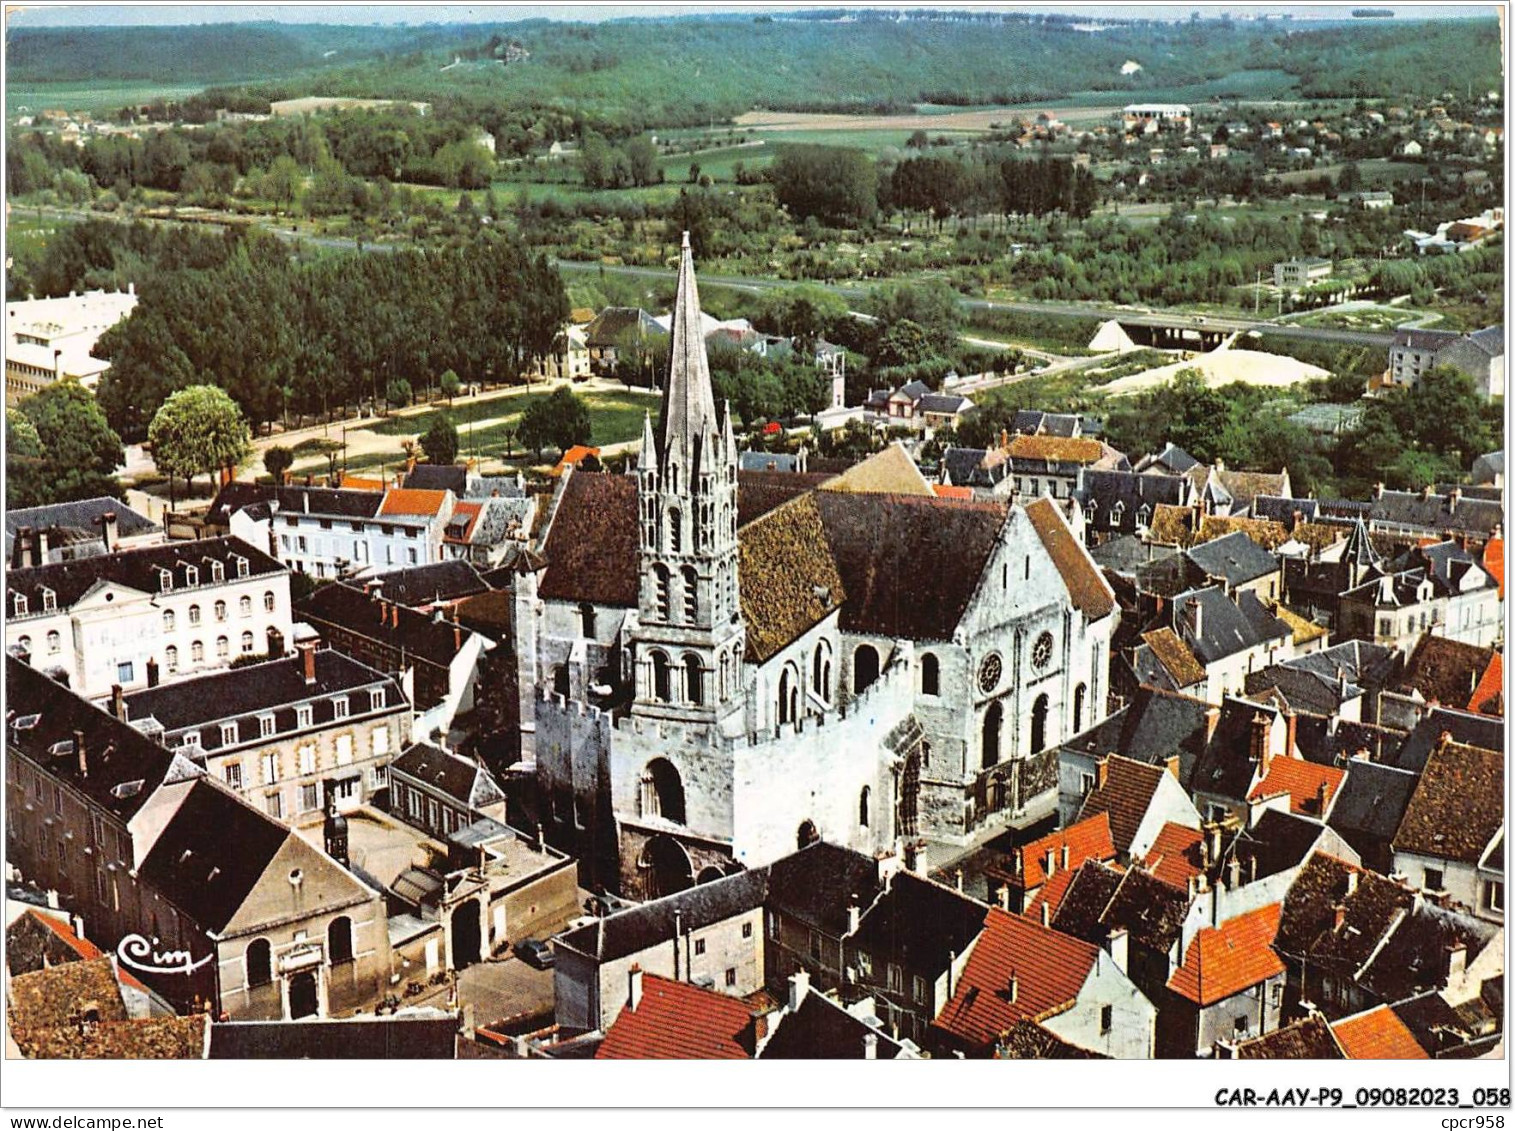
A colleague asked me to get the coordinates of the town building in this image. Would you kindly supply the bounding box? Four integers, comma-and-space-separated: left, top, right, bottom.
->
1381, 326, 1504, 399
5, 286, 138, 405
6, 498, 161, 568
1273, 258, 1333, 290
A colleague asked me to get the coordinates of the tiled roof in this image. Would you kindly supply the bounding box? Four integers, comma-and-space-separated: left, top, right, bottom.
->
814, 492, 1007, 642
1357, 902, 1500, 1004
1167, 903, 1284, 1006
137, 779, 291, 933
1140, 628, 1206, 688
1017, 814, 1116, 890
1468, 651, 1502, 717
6, 910, 150, 993
1186, 530, 1280, 588
1275, 854, 1413, 971
1393, 707, 1503, 773
339, 474, 386, 492
1394, 738, 1502, 864
850, 872, 987, 978
993, 1019, 1105, 1059
817, 442, 934, 497
738, 494, 845, 663
1249, 757, 1346, 817
13, 1014, 208, 1059
1236, 1015, 1343, 1059
765, 841, 883, 937
1481, 537, 1504, 598
7, 956, 127, 1031
1148, 503, 1197, 547
595, 974, 753, 1059
1327, 760, 1419, 870
5, 496, 159, 559
933, 484, 975, 501
735, 470, 834, 526
1101, 867, 1192, 953
402, 464, 468, 493
1269, 602, 1329, 647
379, 488, 450, 517
537, 472, 640, 607
1332, 1005, 1430, 1059
1024, 497, 1116, 621
1078, 756, 1168, 855
1048, 860, 1124, 945
1005, 434, 1107, 465
557, 869, 769, 964
389, 742, 504, 811
1370, 489, 1503, 538
366, 561, 491, 607
932, 908, 1098, 1051
1215, 469, 1288, 510
1144, 823, 1205, 890
298, 581, 477, 669
759, 991, 917, 1059
1196, 514, 1291, 551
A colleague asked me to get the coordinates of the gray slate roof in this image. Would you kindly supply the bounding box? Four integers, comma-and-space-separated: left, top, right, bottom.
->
1185, 530, 1280, 588
555, 868, 769, 964
5, 497, 159, 560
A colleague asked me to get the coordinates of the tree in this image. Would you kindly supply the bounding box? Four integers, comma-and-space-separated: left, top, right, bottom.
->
770, 145, 878, 227
386, 378, 413, 409
11, 383, 124, 508
517, 386, 592, 459
148, 384, 250, 499
263, 444, 294, 483
420, 415, 460, 465
439, 369, 461, 404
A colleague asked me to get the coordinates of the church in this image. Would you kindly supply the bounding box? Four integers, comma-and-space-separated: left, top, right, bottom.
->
514, 236, 1119, 899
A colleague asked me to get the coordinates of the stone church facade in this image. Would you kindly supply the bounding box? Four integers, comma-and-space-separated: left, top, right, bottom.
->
518, 237, 1119, 899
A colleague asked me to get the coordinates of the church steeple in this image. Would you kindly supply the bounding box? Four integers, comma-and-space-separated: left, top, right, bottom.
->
631, 234, 743, 727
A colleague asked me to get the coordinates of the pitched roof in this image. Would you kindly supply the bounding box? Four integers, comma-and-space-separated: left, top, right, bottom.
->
379, 488, 450, 517
735, 470, 834, 526
1167, 903, 1284, 1006
7, 956, 128, 1031
1215, 468, 1289, 510
992, 1018, 1105, 1059
1016, 814, 1116, 890
366, 561, 490, 607
389, 742, 505, 811
1393, 706, 1503, 773
557, 869, 769, 964
12, 1013, 209, 1059
537, 472, 640, 607
738, 494, 845, 663
297, 581, 477, 670
849, 872, 987, 977
765, 841, 883, 937
1144, 822, 1206, 890
1468, 651, 1502, 716
1078, 756, 1168, 855
595, 973, 753, 1059
1140, 628, 1206, 688
1332, 1005, 1430, 1059
1024, 497, 1116, 620
759, 992, 915, 1059
1195, 514, 1291, 551
1481, 537, 1504, 598
5, 496, 158, 559
932, 908, 1099, 1051
1048, 860, 1125, 945
6, 656, 200, 822
1186, 530, 1280, 588
1370, 489, 1503, 538
1326, 760, 1420, 868
814, 492, 1007, 642
1100, 867, 1193, 952
137, 779, 291, 933
1236, 1015, 1343, 1059
1249, 756, 1346, 818
401, 464, 468, 493
1275, 854, 1414, 971
1004, 434, 1107, 465
1394, 738, 1502, 864
817, 442, 934, 497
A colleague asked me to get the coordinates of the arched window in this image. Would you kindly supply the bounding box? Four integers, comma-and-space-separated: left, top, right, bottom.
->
667, 506, 682, 553
684, 653, 703, 706
578, 601, 596, 639
920, 652, 940, 696
853, 643, 880, 694
812, 640, 833, 703
1072, 683, 1087, 734
719, 650, 731, 700
650, 651, 672, 702
681, 565, 698, 622
241, 631, 255, 654
859, 786, 871, 829
16, 636, 30, 655
898, 752, 920, 838
46, 630, 60, 655
188, 604, 201, 626
216, 636, 230, 660
641, 758, 686, 823
214, 600, 227, 622
652, 565, 671, 620
982, 701, 1002, 770
191, 640, 204, 663
778, 664, 800, 725
1030, 693, 1050, 755
263, 591, 276, 613
328, 916, 353, 965
165, 645, 179, 674
797, 820, 820, 849
162, 609, 176, 633
246, 938, 272, 987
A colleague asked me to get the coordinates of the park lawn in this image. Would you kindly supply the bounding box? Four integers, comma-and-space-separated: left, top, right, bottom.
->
356, 386, 656, 446
1294, 306, 1426, 331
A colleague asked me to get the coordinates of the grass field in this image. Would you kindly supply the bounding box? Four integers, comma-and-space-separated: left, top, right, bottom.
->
9, 82, 210, 114
360, 387, 654, 444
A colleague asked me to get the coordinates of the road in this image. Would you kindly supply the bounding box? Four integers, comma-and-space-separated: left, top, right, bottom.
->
25, 204, 1397, 349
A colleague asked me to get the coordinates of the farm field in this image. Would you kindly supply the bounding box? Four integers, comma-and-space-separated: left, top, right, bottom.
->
9, 81, 211, 113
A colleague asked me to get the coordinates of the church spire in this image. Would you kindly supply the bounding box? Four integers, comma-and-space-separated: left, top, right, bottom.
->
658, 232, 719, 470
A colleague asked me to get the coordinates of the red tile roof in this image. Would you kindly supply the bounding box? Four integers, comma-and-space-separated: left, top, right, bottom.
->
21, 910, 150, 993
1482, 538, 1503, 599
1468, 651, 1502, 717
595, 974, 754, 1060
339, 474, 386, 492
379, 488, 450, 517
1017, 813, 1116, 891
1144, 822, 1205, 890
1248, 757, 1347, 817
1024, 497, 1116, 621
1168, 903, 1284, 1006
1078, 756, 1168, 855
1332, 1005, 1429, 1060
443, 501, 483, 544
932, 908, 1098, 1051
932, 484, 975, 501
552, 445, 601, 477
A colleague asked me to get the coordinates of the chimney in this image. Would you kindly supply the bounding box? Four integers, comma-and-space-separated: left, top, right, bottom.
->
1420, 484, 1433, 501
1106, 927, 1128, 973
453, 621, 462, 652
1314, 780, 1330, 814
99, 511, 119, 553
1007, 972, 1019, 1003
1448, 487, 1461, 513
996, 884, 1011, 911
1345, 870, 1359, 897
673, 909, 683, 980
1060, 844, 1070, 870
1095, 756, 1109, 791
1188, 597, 1203, 641
788, 970, 810, 1013
16, 527, 35, 569
145, 657, 159, 688
37, 528, 50, 561
1332, 903, 1346, 931
1203, 705, 1221, 742
1373, 482, 1385, 500
74, 729, 87, 780
1446, 942, 1467, 981
1207, 823, 1224, 866
1044, 849, 1057, 878
535, 823, 546, 853
299, 640, 317, 685
863, 1032, 878, 1060
847, 900, 861, 934
110, 684, 126, 722
1227, 855, 1241, 891
628, 966, 644, 1012
378, 598, 389, 626
954, 867, 964, 892
1249, 713, 1271, 774
1039, 901, 1050, 928
392, 604, 399, 629
1284, 709, 1297, 757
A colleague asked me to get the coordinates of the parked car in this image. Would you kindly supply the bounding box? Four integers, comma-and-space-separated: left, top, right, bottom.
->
513, 939, 554, 969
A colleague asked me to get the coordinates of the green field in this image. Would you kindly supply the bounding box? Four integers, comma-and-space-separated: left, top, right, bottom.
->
9, 82, 210, 114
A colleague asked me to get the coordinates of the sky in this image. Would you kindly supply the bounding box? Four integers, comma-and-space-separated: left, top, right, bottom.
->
7, 2, 1500, 26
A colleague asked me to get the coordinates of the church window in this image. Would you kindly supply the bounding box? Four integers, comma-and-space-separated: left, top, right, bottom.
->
653, 565, 671, 620
650, 651, 672, 702
853, 644, 880, 694
681, 565, 698, 622
813, 641, 833, 702
641, 758, 685, 824
1030, 694, 1050, 754
668, 506, 682, 552
553, 665, 570, 697
920, 652, 940, 697
778, 664, 800, 725
898, 753, 921, 838
1073, 684, 1087, 734
579, 602, 596, 638
859, 786, 871, 829
981, 702, 1002, 769
719, 651, 731, 700
684, 654, 703, 706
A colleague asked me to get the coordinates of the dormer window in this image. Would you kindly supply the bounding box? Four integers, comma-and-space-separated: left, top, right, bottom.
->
158, 569, 173, 593
40, 588, 55, 613
259, 714, 276, 738
296, 705, 313, 729
220, 722, 239, 746
12, 594, 27, 617
184, 566, 198, 586
332, 696, 349, 720
1137, 505, 1151, 528
210, 561, 224, 583
1110, 502, 1125, 526
369, 689, 385, 712
233, 556, 249, 579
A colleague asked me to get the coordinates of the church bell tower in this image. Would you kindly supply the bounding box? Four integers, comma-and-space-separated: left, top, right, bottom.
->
631, 234, 744, 725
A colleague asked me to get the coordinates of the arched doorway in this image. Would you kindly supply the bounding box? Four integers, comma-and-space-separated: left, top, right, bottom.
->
1030, 694, 1050, 754
287, 970, 319, 1019
643, 835, 694, 899
797, 820, 820, 849
982, 701, 1002, 769
642, 758, 686, 824
451, 900, 482, 970
1072, 683, 1087, 734
328, 916, 353, 965
853, 644, 880, 694
897, 751, 920, 838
